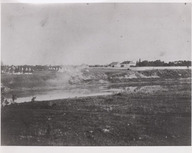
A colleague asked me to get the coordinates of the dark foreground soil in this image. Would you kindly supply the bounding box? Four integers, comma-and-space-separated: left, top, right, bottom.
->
1, 78, 191, 146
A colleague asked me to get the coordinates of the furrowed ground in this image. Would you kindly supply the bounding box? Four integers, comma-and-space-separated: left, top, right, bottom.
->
1, 68, 191, 146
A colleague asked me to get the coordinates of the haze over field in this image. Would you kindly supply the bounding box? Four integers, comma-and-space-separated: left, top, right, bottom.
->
1, 2, 191, 147
1, 3, 191, 65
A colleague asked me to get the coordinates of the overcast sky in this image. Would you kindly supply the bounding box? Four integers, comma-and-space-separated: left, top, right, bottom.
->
1, 3, 191, 65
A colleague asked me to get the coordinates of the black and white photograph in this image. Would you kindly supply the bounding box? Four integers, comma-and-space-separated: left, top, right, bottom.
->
1, 1, 191, 148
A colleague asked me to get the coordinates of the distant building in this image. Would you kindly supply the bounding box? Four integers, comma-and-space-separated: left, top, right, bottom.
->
1, 65, 62, 74
49, 66, 61, 71
120, 61, 136, 68
108, 62, 121, 68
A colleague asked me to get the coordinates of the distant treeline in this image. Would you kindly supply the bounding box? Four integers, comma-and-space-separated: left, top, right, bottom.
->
136, 60, 191, 67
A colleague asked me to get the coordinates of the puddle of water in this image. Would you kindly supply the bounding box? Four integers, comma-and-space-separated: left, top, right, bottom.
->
13, 91, 113, 103
3, 86, 121, 103
3, 84, 165, 104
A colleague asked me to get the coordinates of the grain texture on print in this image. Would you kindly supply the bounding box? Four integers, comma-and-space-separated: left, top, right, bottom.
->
1, 3, 191, 146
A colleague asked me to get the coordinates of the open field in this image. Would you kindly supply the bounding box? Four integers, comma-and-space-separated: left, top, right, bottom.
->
1, 68, 191, 146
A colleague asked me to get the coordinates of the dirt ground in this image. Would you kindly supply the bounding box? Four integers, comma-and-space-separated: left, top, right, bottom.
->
1, 76, 191, 146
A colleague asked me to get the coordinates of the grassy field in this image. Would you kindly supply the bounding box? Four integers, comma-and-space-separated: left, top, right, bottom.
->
1, 69, 191, 145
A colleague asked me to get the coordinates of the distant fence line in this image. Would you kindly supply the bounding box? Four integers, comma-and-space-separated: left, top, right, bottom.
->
131, 66, 191, 71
